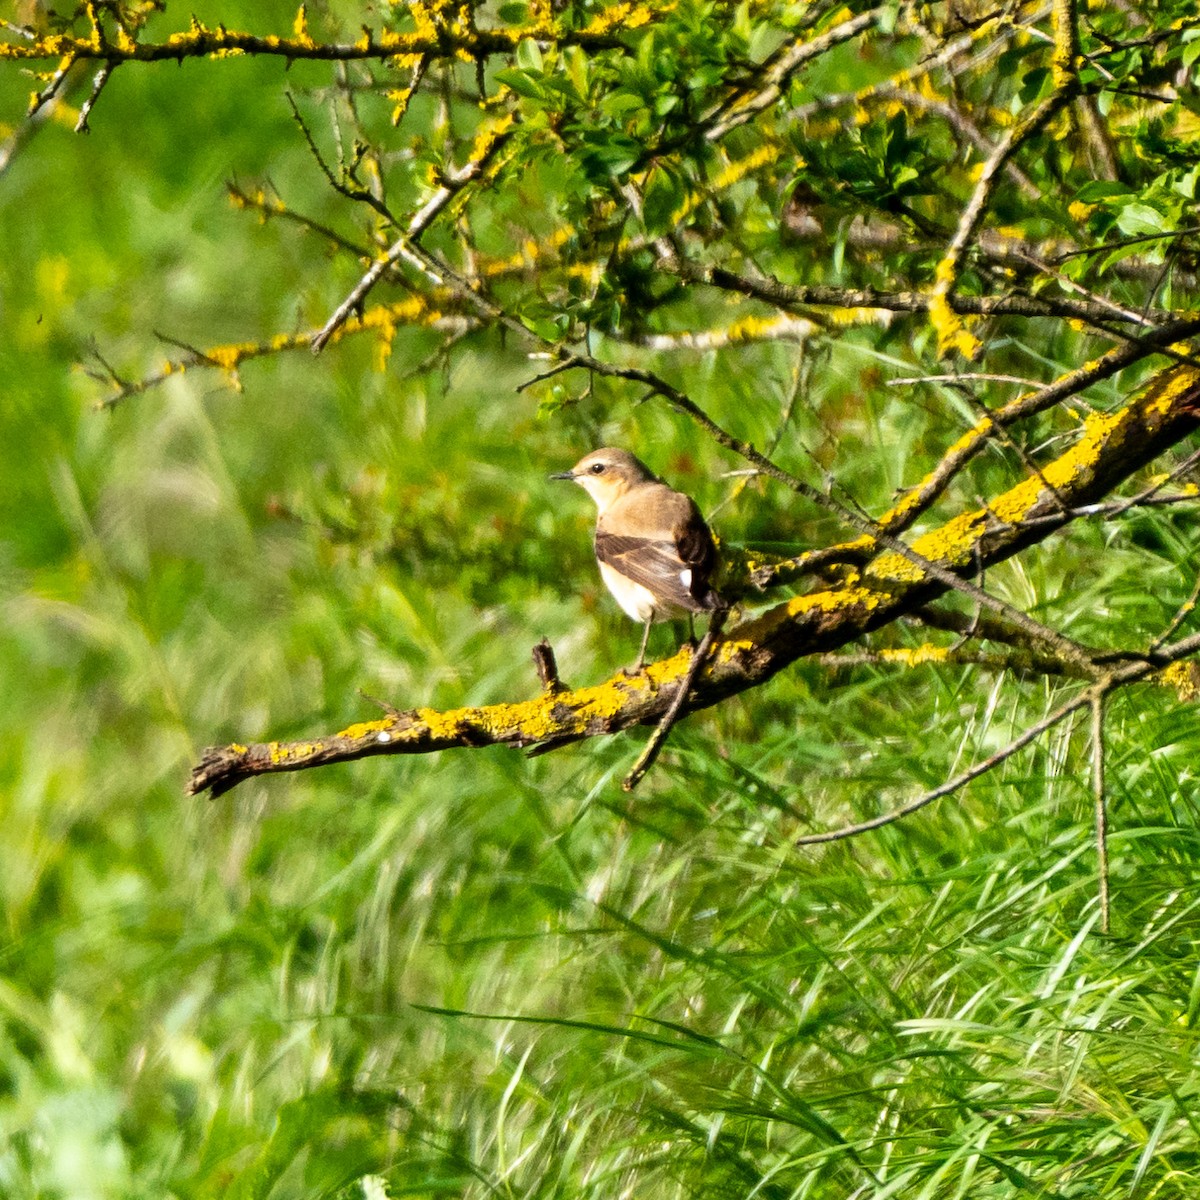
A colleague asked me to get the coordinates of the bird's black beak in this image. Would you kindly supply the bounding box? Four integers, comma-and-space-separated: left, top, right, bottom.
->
548, 471, 575, 481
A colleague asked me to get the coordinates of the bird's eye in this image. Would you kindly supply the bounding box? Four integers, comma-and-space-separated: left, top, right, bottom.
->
590, 462, 606, 474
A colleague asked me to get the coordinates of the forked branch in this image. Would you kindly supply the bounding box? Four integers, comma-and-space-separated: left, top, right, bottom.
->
187, 363, 1200, 798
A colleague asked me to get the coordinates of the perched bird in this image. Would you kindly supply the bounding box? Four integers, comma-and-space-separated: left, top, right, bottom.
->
551, 448, 725, 670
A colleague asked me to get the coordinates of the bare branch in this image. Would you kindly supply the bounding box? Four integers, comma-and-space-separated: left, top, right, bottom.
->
794, 686, 1097, 846
795, 632, 1200, 848
1092, 691, 1110, 934
660, 257, 1176, 328
74, 59, 114, 133
623, 609, 728, 792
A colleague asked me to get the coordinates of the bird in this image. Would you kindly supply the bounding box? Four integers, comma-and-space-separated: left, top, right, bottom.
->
551, 448, 725, 670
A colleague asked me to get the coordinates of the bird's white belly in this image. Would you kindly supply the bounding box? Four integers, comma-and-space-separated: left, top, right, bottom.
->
599, 562, 661, 622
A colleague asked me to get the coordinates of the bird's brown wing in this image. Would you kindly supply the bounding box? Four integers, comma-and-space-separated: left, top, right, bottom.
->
597, 486, 722, 612
594, 531, 707, 613
671, 494, 721, 609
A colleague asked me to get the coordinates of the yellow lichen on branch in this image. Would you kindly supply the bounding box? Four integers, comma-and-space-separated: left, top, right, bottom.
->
929, 258, 981, 359
186, 358, 1200, 798
0, 3, 660, 65
100, 296, 465, 408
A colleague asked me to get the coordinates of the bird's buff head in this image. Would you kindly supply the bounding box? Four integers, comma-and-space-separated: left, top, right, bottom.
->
550, 448, 656, 509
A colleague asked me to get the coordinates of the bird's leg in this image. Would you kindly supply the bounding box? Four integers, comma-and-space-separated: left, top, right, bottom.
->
633, 614, 652, 672
624, 614, 652, 672
686, 615, 697, 648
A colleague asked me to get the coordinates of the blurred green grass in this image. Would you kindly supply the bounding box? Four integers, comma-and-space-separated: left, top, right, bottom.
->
3, 6, 1200, 1199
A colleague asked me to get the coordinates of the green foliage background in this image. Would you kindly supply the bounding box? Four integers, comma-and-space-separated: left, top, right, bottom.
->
3, 2, 1200, 1197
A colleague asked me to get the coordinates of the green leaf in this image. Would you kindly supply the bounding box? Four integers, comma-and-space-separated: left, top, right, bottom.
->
1074, 181, 1133, 204
519, 313, 562, 342
516, 37, 544, 73
494, 68, 545, 101
578, 130, 641, 181
1018, 66, 1051, 104
642, 166, 685, 234
1115, 202, 1169, 237
1182, 32, 1200, 70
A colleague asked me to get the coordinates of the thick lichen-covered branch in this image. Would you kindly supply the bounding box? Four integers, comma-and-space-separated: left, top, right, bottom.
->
187, 362, 1200, 798
747, 317, 1200, 593
0, 5, 640, 67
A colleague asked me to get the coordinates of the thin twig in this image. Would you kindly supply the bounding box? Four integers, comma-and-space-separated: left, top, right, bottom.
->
662, 257, 1173, 327
311, 120, 513, 353
794, 686, 1099, 845
226, 181, 378, 261
795, 627, 1200, 847
1105, 445, 1200, 518
702, 10, 882, 142
818, 645, 1087, 679
1092, 691, 1110, 934
889, 373, 1045, 387
622, 610, 728, 792
1149, 567, 1200, 652
74, 59, 114, 132
927, 84, 1072, 355
532, 639, 566, 695
1054, 225, 1200, 263
28, 53, 76, 116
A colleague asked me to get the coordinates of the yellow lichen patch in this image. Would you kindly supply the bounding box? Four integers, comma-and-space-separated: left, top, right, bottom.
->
713, 636, 755, 664
872, 510, 984, 581
928, 261, 980, 359
710, 143, 782, 191
206, 342, 255, 370
469, 112, 515, 161
1145, 364, 1200, 416
268, 740, 324, 763
987, 475, 1044, 526
573, 676, 653, 721
230, 743, 248, 754
581, 1, 659, 36
84, 1, 104, 50
409, 692, 573, 745
726, 314, 810, 342
1036, 407, 1126, 484
336, 718, 396, 740
645, 648, 701, 686
786, 586, 881, 617
879, 644, 950, 667
669, 142, 785, 227
826, 306, 891, 328
915, 74, 942, 103
228, 186, 282, 215
719, 542, 786, 584
1161, 661, 1200, 701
